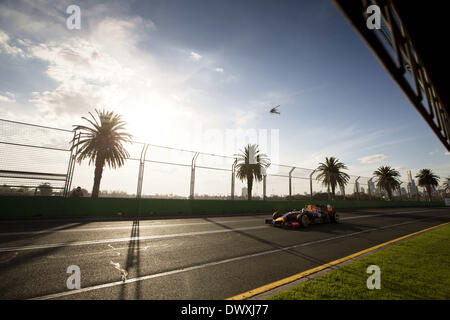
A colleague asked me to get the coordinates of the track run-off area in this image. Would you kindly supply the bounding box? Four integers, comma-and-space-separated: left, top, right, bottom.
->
0, 207, 448, 300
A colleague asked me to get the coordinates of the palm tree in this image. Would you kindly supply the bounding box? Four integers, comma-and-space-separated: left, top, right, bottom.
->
235, 144, 270, 200
443, 177, 450, 194
373, 166, 401, 200
72, 109, 132, 198
415, 169, 440, 201
316, 157, 350, 200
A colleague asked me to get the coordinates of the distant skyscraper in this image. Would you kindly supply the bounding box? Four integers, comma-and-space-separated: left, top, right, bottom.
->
406, 170, 418, 197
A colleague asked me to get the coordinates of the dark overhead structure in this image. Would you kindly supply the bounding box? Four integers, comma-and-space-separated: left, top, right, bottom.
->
333, 0, 450, 151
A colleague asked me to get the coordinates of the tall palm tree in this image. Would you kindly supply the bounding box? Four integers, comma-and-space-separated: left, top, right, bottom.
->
72, 109, 132, 198
373, 166, 401, 200
415, 169, 440, 201
235, 144, 270, 200
315, 157, 350, 200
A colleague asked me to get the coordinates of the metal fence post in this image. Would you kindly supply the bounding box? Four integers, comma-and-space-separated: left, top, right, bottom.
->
263, 176, 266, 200
355, 176, 361, 200
340, 184, 346, 200
136, 144, 149, 199
189, 152, 199, 199
65, 132, 80, 197
368, 178, 373, 200
309, 170, 316, 200
262, 165, 268, 201
231, 159, 237, 200
288, 167, 296, 199
63, 131, 77, 197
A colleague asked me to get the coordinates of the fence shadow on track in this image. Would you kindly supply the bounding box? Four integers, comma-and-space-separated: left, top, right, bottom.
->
120, 216, 141, 300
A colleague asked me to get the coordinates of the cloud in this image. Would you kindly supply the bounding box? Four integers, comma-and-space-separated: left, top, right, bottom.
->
29, 81, 105, 115
429, 148, 440, 156
445, 151, 450, 156
215, 67, 224, 73
0, 2, 66, 39
0, 91, 15, 103
358, 154, 387, 164
29, 37, 132, 83
0, 29, 28, 57
189, 51, 202, 61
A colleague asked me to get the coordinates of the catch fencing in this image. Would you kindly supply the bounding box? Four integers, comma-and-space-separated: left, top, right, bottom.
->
0, 118, 419, 200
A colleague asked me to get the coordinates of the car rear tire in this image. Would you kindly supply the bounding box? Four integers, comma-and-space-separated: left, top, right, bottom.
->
299, 214, 310, 228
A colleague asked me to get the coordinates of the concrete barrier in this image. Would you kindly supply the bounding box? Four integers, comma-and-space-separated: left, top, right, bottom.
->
0, 196, 445, 219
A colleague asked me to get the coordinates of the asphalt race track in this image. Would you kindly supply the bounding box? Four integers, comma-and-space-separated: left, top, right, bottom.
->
0, 207, 449, 300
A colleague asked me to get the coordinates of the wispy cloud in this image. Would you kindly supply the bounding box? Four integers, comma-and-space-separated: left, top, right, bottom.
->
358, 154, 387, 164
189, 51, 202, 61
215, 67, 224, 73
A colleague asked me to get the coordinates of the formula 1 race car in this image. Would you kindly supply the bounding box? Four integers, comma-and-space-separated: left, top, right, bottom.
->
265, 204, 339, 228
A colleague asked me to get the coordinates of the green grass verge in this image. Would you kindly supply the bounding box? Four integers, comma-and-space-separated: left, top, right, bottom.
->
270, 223, 450, 300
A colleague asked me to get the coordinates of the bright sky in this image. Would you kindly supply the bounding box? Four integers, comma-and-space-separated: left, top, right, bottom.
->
0, 0, 448, 195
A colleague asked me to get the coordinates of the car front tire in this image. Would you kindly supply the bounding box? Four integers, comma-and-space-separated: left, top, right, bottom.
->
273, 211, 281, 219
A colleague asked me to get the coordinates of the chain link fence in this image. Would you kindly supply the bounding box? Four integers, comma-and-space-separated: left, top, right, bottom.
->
0, 118, 430, 200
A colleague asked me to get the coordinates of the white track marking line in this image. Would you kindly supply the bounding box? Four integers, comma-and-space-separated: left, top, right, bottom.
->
0, 226, 268, 253
340, 209, 434, 220
29, 213, 450, 300
0, 218, 264, 237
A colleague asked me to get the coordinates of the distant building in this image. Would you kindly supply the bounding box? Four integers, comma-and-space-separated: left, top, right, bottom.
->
360, 187, 365, 194
401, 187, 407, 196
